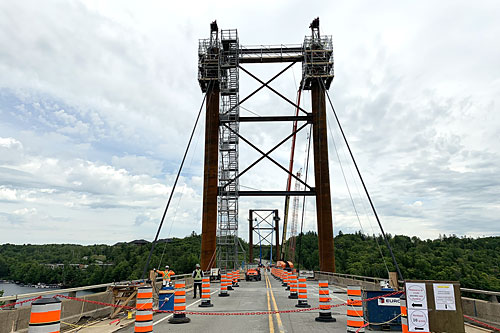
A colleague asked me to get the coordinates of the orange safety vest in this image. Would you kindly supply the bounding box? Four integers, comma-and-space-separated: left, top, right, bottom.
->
158, 270, 175, 282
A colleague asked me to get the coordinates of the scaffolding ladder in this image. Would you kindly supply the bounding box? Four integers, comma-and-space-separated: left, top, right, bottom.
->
217, 29, 240, 270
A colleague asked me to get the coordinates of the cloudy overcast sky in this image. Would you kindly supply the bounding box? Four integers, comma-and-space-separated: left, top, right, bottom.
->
0, 0, 499, 245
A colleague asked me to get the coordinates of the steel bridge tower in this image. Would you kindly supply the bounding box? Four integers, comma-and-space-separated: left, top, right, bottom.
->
198, 18, 335, 273
198, 22, 241, 270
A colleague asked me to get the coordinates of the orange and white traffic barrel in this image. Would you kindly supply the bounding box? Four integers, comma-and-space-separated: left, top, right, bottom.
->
134, 285, 153, 332
296, 276, 311, 308
315, 280, 336, 322
199, 277, 213, 307
29, 297, 61, 333
283, 271, 290, 289
219, 273, 230, 297
234, 270, 240, 287
288, 274, 298, 299
168, 280, 190, 324
400, 295, 408, 333
227, 271, 234, 290
347, 285, 364, 332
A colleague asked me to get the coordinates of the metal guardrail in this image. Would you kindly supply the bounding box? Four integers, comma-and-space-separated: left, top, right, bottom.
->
0, 273, 193, 303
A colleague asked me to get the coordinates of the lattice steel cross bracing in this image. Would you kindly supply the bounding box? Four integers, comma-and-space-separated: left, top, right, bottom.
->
248, 210, 280, 265
199, 18, 336, 273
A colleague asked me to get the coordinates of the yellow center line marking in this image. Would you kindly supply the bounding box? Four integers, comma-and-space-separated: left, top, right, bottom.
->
265, 274, 275, 333
266, 272, 285, 333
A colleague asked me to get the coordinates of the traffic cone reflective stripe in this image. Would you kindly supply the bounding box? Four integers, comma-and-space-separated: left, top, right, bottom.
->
347, 285, 364, 333
135, 286, 153, 333
400, 296, 408, 333
29, 297, 61, 333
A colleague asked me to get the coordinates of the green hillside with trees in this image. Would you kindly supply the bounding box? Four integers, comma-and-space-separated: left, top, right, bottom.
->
0, 232, 498, 292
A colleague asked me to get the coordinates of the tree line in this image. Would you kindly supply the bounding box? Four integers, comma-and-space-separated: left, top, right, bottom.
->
0, 231, 498, 292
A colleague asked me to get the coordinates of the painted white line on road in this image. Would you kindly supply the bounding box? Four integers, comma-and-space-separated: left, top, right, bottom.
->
153, 289, 219, 325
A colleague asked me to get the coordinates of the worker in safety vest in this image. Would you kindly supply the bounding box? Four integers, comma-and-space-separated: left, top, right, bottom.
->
192, 263, 203, 298
154, 265, 175, 287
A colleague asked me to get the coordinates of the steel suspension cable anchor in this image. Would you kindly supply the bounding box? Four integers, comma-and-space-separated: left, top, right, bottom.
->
141, 90, 209, 280
320, 78, 404, 282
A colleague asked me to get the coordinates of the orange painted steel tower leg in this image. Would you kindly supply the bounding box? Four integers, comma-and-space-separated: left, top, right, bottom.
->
201, 83, 220, 271
311, 79, 335, 273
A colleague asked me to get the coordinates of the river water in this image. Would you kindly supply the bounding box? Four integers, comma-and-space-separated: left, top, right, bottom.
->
0, 282, 95, 307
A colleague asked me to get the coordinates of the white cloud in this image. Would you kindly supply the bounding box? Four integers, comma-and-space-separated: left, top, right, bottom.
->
0, 0, 499, 244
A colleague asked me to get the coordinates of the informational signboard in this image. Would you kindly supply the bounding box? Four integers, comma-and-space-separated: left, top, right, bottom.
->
378, 297, 400, 306
405, 280, 465, 333
406, 282, 430, 332
433, 283, 456, 311
408, 309, 430, 331
406, 282, 428, 309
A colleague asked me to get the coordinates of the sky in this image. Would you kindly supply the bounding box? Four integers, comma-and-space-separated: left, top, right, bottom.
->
0, 0, 499, 245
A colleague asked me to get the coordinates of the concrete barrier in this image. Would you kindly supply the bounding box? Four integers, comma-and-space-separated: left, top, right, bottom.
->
462, 297, 500, 328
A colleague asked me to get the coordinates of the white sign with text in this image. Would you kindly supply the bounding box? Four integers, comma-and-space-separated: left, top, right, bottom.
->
433, 283, 456, 311
406, 282, 428, 309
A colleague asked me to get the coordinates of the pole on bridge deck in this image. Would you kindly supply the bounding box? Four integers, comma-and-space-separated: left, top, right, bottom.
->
249, 210, 253, 265
201, 81, 219, 271
311, 78, 335, 273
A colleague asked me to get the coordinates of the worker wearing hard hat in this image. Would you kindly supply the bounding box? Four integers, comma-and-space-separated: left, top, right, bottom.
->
192, 264, 204, 298
154, 265, 175, 287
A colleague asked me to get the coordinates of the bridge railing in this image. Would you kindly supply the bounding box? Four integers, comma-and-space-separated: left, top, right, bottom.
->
0, 273, 194, 303
313, 271, 499, 302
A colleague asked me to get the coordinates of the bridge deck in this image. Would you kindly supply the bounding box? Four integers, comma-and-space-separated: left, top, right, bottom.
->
117, 271, 388, 333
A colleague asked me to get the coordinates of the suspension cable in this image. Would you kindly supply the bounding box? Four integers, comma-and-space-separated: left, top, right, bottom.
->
320, 79, 404, 281
157, 114, 205, 269
141, 90, 208, 280
327, 112, 390, 276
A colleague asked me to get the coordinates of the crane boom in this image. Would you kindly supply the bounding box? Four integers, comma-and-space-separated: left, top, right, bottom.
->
281, 88, 302, 260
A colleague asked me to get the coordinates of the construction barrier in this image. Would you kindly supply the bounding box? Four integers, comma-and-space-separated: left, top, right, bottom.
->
29, 297, 61, 333
219, 274, 229, 297
135, 285, 153, 333
296, 276, 311, 308
234, 270, 240, 287
199, 277, 213, 307
284, 271, 290, 290
316, 280, 336, 322
168, 280, 190, 324
227, 271, 234, 290
288, 274, 298, 299
400, 295, 408, 333
347, 285, 364, 332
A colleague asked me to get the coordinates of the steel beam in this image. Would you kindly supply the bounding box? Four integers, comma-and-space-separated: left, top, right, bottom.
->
220, 115, 311, 123
311, 79, 335, 273
239, 56, 303, 64
201, 83, 220, 271
221, 190, 316, 196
